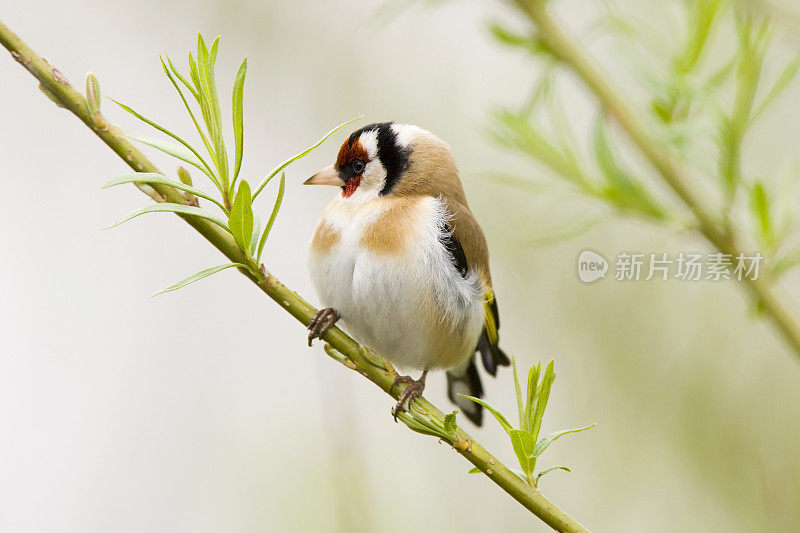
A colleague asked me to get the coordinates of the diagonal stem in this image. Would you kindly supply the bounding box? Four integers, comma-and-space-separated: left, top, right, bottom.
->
0, 19, 589, 533
513, 0, 800, 363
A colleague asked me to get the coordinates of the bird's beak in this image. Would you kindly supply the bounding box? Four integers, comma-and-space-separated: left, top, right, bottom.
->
304, 165, 345, 187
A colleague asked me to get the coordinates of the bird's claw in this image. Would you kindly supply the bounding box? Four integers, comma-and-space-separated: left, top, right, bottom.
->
391, 371, 427, 422
307, 308, 340, 346
390, 374, 414, 394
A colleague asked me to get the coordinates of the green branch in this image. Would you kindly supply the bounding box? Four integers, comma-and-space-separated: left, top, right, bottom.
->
0, 19, 589, 533
512, 0, 800, 363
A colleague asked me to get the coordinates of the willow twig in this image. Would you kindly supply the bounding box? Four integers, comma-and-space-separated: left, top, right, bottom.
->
513, 0, 800, 363
0, 19, 589, 533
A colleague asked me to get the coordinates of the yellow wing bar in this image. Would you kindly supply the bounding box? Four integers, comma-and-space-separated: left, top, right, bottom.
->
483, 289, 499, 345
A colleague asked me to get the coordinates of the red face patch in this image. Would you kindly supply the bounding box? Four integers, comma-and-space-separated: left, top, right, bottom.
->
336, 139, 369, 198
342, 175, 362, 198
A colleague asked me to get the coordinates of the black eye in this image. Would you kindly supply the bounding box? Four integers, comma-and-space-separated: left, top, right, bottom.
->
352, 160, 366, 174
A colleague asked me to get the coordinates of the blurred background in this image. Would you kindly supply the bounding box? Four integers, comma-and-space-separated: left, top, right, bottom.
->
1, 0, 799, 531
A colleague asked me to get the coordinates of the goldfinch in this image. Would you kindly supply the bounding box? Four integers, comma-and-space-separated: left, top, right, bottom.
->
304, 122, 509, 425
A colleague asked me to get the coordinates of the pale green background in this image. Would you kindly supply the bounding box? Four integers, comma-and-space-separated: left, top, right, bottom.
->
1, 1, 799, 531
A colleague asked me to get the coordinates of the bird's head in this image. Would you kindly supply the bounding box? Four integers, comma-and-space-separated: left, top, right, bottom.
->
304, 122, 460, 202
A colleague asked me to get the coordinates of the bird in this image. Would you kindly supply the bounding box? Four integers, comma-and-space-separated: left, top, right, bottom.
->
304, 122, 509, 425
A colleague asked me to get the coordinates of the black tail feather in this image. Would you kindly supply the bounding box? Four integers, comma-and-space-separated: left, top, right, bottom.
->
445, 292, 510, 426
476, 331, 511, 377
447, 359, 484, 426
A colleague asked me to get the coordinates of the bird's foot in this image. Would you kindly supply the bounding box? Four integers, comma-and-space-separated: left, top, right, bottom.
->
307, 308, 340, 346
391, 369, 428, 422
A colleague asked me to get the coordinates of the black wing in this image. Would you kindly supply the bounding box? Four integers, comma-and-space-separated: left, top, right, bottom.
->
439, 221, 469, 278
439, 223, 510, 377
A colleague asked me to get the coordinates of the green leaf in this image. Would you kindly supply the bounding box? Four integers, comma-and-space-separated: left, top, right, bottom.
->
730, 17, 772, 140
547, 85, 580, 154
257, 171, 286, 262
535, 465, 571, 485
530, 360, 555, 442
443, 410, 458, 439
458, 394, 513, 434
509, 468, 528, 481
489, 22, 531, 47
702, 55, 737, 93
525, 363, 540, 433
534, 424, 596, 457
160, 56, 214, 159
187, 51, 209, 129
249, 212, 261, 256
520, 68, 553, 118
107, 203, 230, 232
396, 410, 443, 438
152, 263, 247, 297
488, 22, 547, 55
102, 172, 227, 212
774, 159, 799, 240
209, 35, 219, 67
677, 0, 721, 74
165, 55, 199, 101
229, 180, 254, 252
593, 116, 620, 179
232, 58, 247, 186
253, 116, 363, 199
772, 249, 800, 277
400, 403, 447, 438
196, 34, 228, 191
467, 467, 481, 474
196, 33, 209, 71
125, 133, 218, 186
491, 110, 588, 188
177, 166, 193, 186
750, 181, 773, 249
750, 52, 800, 124
509, 429, 536, 478
110, 98, 216, 181
512, 357, 525, 431
126, 132, 201, 169
193, 36, 226, 187
592, 116, 666, 219
85, 72, 101, 116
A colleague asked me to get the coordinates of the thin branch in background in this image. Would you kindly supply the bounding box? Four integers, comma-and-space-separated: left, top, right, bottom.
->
500, 0, 800, 363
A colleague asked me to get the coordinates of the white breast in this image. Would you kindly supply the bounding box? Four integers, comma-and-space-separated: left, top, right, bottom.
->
308, 196, 484, 371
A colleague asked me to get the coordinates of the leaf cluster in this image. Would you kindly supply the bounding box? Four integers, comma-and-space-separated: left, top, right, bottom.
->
102, 34, 358, 294
463, 359, 593, 487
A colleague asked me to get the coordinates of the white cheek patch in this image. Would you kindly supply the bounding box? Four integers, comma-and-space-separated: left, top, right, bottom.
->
343, 147, 386, 204
358, 130, 379, 159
